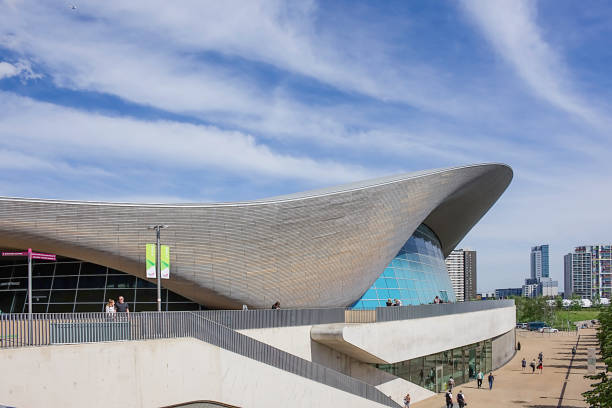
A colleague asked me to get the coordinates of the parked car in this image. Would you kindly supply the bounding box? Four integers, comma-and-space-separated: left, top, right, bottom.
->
516, 323, 528, 329
528, 321, 547, 331
539, 327, 558, 333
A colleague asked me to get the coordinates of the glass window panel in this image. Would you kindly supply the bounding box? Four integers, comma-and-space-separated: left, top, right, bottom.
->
32, 304, 47, 313
47, 303, 74, 313
134, 303, 157, 312
137, 279, 156, 289
167, 303, 199, 311
167, 291, 190, 302
78, 275, 106, 289
76, 290, 105, 303
80, 263, 107, 275
50, 290, 76, 303
136, 289, 157, 302
32, 263, 54, 277
9, 277, 27, 290
32, 290, 49, 303
32, 277, 53, 290
53, 276, 78, 289
106, 275, 136, 289
75, 303, 104, 312
54, 262, 80, 276
12, 265, 27, 277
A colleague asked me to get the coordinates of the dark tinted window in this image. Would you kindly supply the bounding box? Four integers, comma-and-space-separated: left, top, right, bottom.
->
47, 303, 74, 313
54, 262, 80, 276
81, 263, 107, 275
106, 275, 135, 289
78, 276, 106, 289
76, 290, 105, 303
53, 276, 78, 289
50, 290, 76, 303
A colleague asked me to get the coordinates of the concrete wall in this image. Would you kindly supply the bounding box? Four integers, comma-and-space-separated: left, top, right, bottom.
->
0, 338, 392, 408
239, 325, 434, 405
492, 329, 516, 370
311, 306, 516, 364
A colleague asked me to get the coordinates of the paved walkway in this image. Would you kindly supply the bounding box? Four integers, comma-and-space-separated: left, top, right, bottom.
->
413, 328, 601, 408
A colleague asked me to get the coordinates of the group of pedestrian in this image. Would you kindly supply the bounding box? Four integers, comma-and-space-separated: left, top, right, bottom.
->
105, 296, 129, 316
386, 298, 402, 307
444, 388, 467, 408
521, 351, 543, 373
474, 370, 494, 390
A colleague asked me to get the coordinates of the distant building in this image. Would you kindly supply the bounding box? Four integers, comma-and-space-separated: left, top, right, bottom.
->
522, 277, 558, 298
521, 245, 557, 298
539, 277, 559, 297
495, 288, 522, 298
564, 245, 612, 300
522, 278, 539, 298
531, 245, 549, 280
445, 249, 477, 301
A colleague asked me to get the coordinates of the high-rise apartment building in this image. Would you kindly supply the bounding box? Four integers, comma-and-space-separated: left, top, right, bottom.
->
564, 245, 612, 300
531, 245, 549, 280
445, 249, 477, 301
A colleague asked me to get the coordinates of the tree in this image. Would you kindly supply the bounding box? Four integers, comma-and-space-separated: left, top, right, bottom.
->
555, 295, 564, 310
571, 294, 583, 311
583, 305, 612, 406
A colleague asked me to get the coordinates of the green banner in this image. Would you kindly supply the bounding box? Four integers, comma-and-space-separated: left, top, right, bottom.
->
146, 243, 156, 278
161, 245, 170, 279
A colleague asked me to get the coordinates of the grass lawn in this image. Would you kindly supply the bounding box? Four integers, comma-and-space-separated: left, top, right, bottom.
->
550, 309, 600, 330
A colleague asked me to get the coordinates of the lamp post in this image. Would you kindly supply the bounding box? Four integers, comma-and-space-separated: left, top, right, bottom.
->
148, 224, 168, 312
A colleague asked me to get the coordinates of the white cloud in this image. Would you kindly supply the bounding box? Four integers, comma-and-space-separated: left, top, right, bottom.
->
0, 59, 40, 80
461, 0, 609, 130
0, 91, 374, 187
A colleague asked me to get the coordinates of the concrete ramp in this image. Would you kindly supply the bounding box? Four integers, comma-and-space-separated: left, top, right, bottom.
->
0, 338, 395, 408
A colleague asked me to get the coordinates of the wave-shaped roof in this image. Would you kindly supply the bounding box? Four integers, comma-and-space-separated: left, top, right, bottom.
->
0, 163, 512, 308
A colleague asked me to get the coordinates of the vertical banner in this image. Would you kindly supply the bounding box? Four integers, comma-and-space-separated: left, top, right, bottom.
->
161, 245, 170, 279
146, 243, 156, 278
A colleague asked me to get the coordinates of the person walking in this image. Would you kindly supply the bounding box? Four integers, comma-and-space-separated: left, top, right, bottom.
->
477, 370, 483, 388
488, 371, 494, 390
530, 359, 536, 373
572, 346, 577, 356
521, 357, 526, 371
448, 376, 455, 392
537, 361, 543, 373
403, 393, 410, 408
517, 341, 521, 350
445, 390, 453, 408
457, 390, 466, 408
271, 301, 281, 309
538, 351, 543, 362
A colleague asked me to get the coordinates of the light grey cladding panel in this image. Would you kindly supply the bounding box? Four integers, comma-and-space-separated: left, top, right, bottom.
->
0, 163, 512, 308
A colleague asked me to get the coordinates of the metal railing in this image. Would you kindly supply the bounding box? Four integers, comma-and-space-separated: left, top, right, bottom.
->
375, 299, 515, 322
196, 307, 346, 330
0, 312, 400, 408
197, 299, 515, 329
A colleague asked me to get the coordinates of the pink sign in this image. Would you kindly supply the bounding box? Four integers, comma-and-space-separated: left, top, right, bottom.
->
32, 253, 56, 261
2, 252, 28, 256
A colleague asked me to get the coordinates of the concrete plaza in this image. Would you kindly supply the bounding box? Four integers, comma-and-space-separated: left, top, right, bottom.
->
413, 328, 601, 408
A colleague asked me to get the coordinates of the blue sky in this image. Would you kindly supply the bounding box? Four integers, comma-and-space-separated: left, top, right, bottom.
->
1, 0, 611, 292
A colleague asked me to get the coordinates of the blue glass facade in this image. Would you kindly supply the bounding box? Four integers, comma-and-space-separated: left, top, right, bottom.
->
352, 224, 456, 309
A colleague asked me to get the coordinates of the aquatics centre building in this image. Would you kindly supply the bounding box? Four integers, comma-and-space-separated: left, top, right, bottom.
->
0, 163, 517, 408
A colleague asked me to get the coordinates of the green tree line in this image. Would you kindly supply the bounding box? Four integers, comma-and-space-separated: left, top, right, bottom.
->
583, 305, 612, 407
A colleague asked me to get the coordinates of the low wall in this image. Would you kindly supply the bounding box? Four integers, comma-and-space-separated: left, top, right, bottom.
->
0, 338, 392, 408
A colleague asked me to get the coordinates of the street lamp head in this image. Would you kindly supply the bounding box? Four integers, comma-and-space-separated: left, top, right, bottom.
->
147, 224, 169, 230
